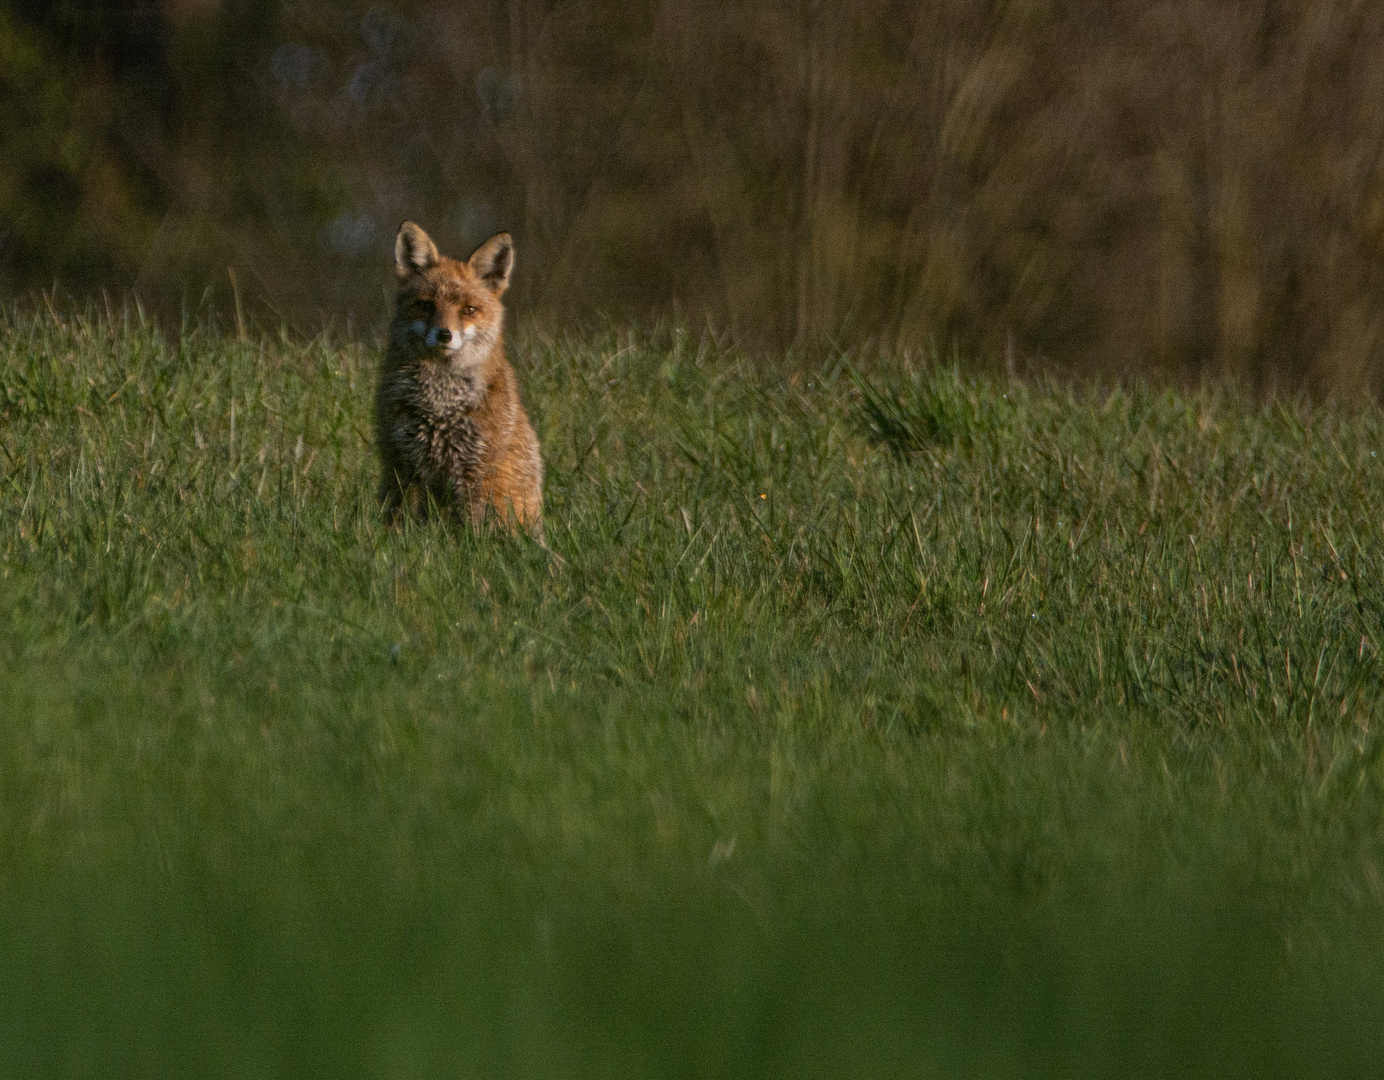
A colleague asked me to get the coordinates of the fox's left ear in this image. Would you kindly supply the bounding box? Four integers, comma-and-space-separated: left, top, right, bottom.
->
395, 221, 440, 281
468, 233, 514, 295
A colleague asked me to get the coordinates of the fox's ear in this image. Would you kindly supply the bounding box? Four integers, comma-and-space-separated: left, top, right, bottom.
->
395, 222, 440, 281
468, 232, 514, 295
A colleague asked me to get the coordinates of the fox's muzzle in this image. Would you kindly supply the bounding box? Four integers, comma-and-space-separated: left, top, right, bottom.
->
423, 325, 457, 350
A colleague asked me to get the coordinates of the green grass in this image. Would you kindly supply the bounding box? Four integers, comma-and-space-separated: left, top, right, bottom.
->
3, 307, 1384, 1077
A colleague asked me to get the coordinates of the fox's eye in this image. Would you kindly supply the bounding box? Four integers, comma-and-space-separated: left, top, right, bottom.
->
410, 300, 435, 318
462, 305, 478, 317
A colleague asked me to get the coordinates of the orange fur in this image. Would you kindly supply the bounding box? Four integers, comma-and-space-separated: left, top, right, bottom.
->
375, 222, 544, 540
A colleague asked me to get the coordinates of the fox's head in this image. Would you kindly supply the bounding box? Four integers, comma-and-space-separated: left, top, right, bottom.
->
391, 221, 513, 358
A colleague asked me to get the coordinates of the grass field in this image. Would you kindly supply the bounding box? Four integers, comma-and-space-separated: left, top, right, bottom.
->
3, 307, 1384, 1077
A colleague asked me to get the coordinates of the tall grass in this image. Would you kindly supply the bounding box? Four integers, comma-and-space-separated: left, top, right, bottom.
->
3, 306, 1384, 1075
11, 2, 1384, 392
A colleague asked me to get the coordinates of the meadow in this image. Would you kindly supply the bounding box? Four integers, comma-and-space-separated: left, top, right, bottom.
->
3, 306, 1384, 1077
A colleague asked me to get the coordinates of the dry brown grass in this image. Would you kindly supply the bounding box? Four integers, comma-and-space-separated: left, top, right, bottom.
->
7, 1, 1384, 394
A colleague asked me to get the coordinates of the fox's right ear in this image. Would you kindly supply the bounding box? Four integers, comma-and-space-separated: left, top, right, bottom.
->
468, 232, 514, 295
395, 222, 440, 281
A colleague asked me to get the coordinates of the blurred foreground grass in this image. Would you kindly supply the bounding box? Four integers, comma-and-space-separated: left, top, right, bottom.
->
3, 309, 1384, 1076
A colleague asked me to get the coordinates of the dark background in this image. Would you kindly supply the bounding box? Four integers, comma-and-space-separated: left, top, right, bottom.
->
5, 0, 1384, 393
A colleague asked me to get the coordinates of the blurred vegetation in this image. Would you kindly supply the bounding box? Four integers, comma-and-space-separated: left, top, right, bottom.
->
5, 311, 1384, 1073
7, 1, 1384, 394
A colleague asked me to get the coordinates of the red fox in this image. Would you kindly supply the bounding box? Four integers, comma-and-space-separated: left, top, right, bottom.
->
375, 221, 544, 540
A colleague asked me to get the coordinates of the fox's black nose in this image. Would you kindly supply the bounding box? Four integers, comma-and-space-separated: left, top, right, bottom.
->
435, 328, 452, 344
